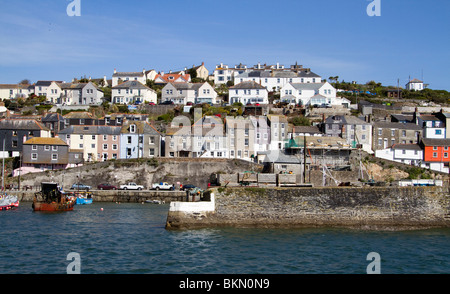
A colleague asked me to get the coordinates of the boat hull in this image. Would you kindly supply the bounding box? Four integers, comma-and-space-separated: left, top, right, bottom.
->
76, 197, 93, 205
32, 200, 75, 212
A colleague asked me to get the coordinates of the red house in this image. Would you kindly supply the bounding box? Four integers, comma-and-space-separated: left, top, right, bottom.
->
420, 138, 450, 172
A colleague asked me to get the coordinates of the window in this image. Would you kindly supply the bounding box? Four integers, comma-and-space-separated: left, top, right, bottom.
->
127, 136, 132, 144
149, 148, 155, 156
31, 153, 37, 160
80, 135, 84, 140
44, 145, 50, 151
391, 130, 395, 136
112, 144, 118, 150
103, 135, 107, 141
52, 154, 58, 160
436, 129, 442, 135
52, 146, 57, 151
91, 144, 95, 148
149, 136, 155, 144
433, 152, 438, 158
433, 146, 438, 150
444, 153, 448, 158
79, 144, 83, 148
103, 144, 108, 150
127, 148, 132, 157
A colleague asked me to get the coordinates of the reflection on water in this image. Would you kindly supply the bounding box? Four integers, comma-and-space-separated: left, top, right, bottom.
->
0, 202, 449, 274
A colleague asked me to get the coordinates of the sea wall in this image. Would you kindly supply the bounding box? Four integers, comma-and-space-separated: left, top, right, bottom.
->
165, 186, 450, 230
7, 190, 186, 203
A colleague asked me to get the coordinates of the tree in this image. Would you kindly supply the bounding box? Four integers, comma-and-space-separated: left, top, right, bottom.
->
19, 79, 31, 85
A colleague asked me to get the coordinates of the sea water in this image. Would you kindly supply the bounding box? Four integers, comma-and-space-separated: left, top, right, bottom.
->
0, 202, 449, 274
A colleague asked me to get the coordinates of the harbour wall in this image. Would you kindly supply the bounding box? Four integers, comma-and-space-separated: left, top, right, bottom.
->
7, 190, 186, 203
165, 186, 450, 230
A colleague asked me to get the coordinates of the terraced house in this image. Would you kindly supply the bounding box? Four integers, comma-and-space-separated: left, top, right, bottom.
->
119, 121, 161, 159
0, 119, 51, 158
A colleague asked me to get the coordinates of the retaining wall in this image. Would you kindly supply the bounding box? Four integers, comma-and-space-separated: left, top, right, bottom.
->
165, 186, 450, 230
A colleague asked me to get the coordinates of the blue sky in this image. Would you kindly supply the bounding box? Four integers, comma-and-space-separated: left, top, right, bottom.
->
0, 0, 449, 90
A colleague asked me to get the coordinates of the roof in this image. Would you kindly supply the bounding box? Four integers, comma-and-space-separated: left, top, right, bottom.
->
58, 125, 122, 135
373, 122, 422, 130
112, 71, 144, 77
230, 81, 266, 90
391, 143, 422, 151
154, 73, 190, 83
292, 125, 322, 134
63, 112, 94, 119
421, 138, 450, 146
0, 119, 48, 130
35, 81, 63, 86
112, 80, 154, 91
120, 121, 160, 135
407, 78, 423, 84
24, 137, 68, 146
289, 82, 327, 91
325, 115, 370, 125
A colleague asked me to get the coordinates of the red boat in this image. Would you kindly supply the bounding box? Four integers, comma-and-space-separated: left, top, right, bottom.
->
0, 195, 19, 211
32, 182, 75, 212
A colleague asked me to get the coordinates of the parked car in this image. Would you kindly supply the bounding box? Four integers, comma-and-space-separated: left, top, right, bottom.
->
159, 101, 174, 105
182, 184, 196, 191
71, 183, 91, 191
97, 183, 118, 190
120, 182, 144, 190
152, 182, 174, 190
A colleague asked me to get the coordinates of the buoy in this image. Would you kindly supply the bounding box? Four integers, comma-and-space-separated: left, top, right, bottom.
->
100, 208, 103, 211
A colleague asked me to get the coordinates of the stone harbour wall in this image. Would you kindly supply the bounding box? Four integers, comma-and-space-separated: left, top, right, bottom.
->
165, 186, 450, 230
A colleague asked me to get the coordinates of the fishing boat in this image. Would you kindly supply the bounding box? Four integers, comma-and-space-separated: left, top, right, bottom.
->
32, 182, 75, 212
0, 194, 19, 211
75, 191, 93, 205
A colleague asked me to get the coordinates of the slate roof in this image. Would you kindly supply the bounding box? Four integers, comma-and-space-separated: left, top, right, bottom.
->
0, 119, 48, 130
373, 122, 423, 130
24, 137, 68, 146
230, 81, 266, 90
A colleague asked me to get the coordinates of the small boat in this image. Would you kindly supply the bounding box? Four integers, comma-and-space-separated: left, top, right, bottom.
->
32, 182, 75, 212
0, 195, 19, 211
145, 199, 163, 204
75, 191, 93, 205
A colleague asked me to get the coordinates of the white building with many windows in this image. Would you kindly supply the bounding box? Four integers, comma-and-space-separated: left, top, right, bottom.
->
161, 82, 217, 104
280, 82, 337, 106
228, 81, 268, 105
112, 81, 157, 104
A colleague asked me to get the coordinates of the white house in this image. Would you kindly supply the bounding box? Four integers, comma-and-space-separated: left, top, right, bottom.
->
112, 69, 147, 87
406, 78, 424, 91
112, 80, 157, 104
161, 82, 217, 105
234, 70, 322, 92
417, 114, 446, 139
228, 81, 269, 105
0, 84, 34, 99
59, 82, 104, 105
375, 143, 423, 166
214, 63, 248, 85
280, 82, 336, 106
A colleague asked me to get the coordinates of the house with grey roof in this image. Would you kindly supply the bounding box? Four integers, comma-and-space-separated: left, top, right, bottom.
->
119, 121, 161, 159
0, 119, 51, 158
375, 143, 423, 166
161, 82, 217, 105
112, 69, 147, 87
280, 82, 337, 106
112, 80, 157, 105
228, 81, 268, 105
322, 115, 373, 153
372, 121, 423, 151
234, 69, 322, 92
59, 81, 104, 105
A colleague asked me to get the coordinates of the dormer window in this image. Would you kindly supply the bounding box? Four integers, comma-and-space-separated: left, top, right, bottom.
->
130, 124, 136, 133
